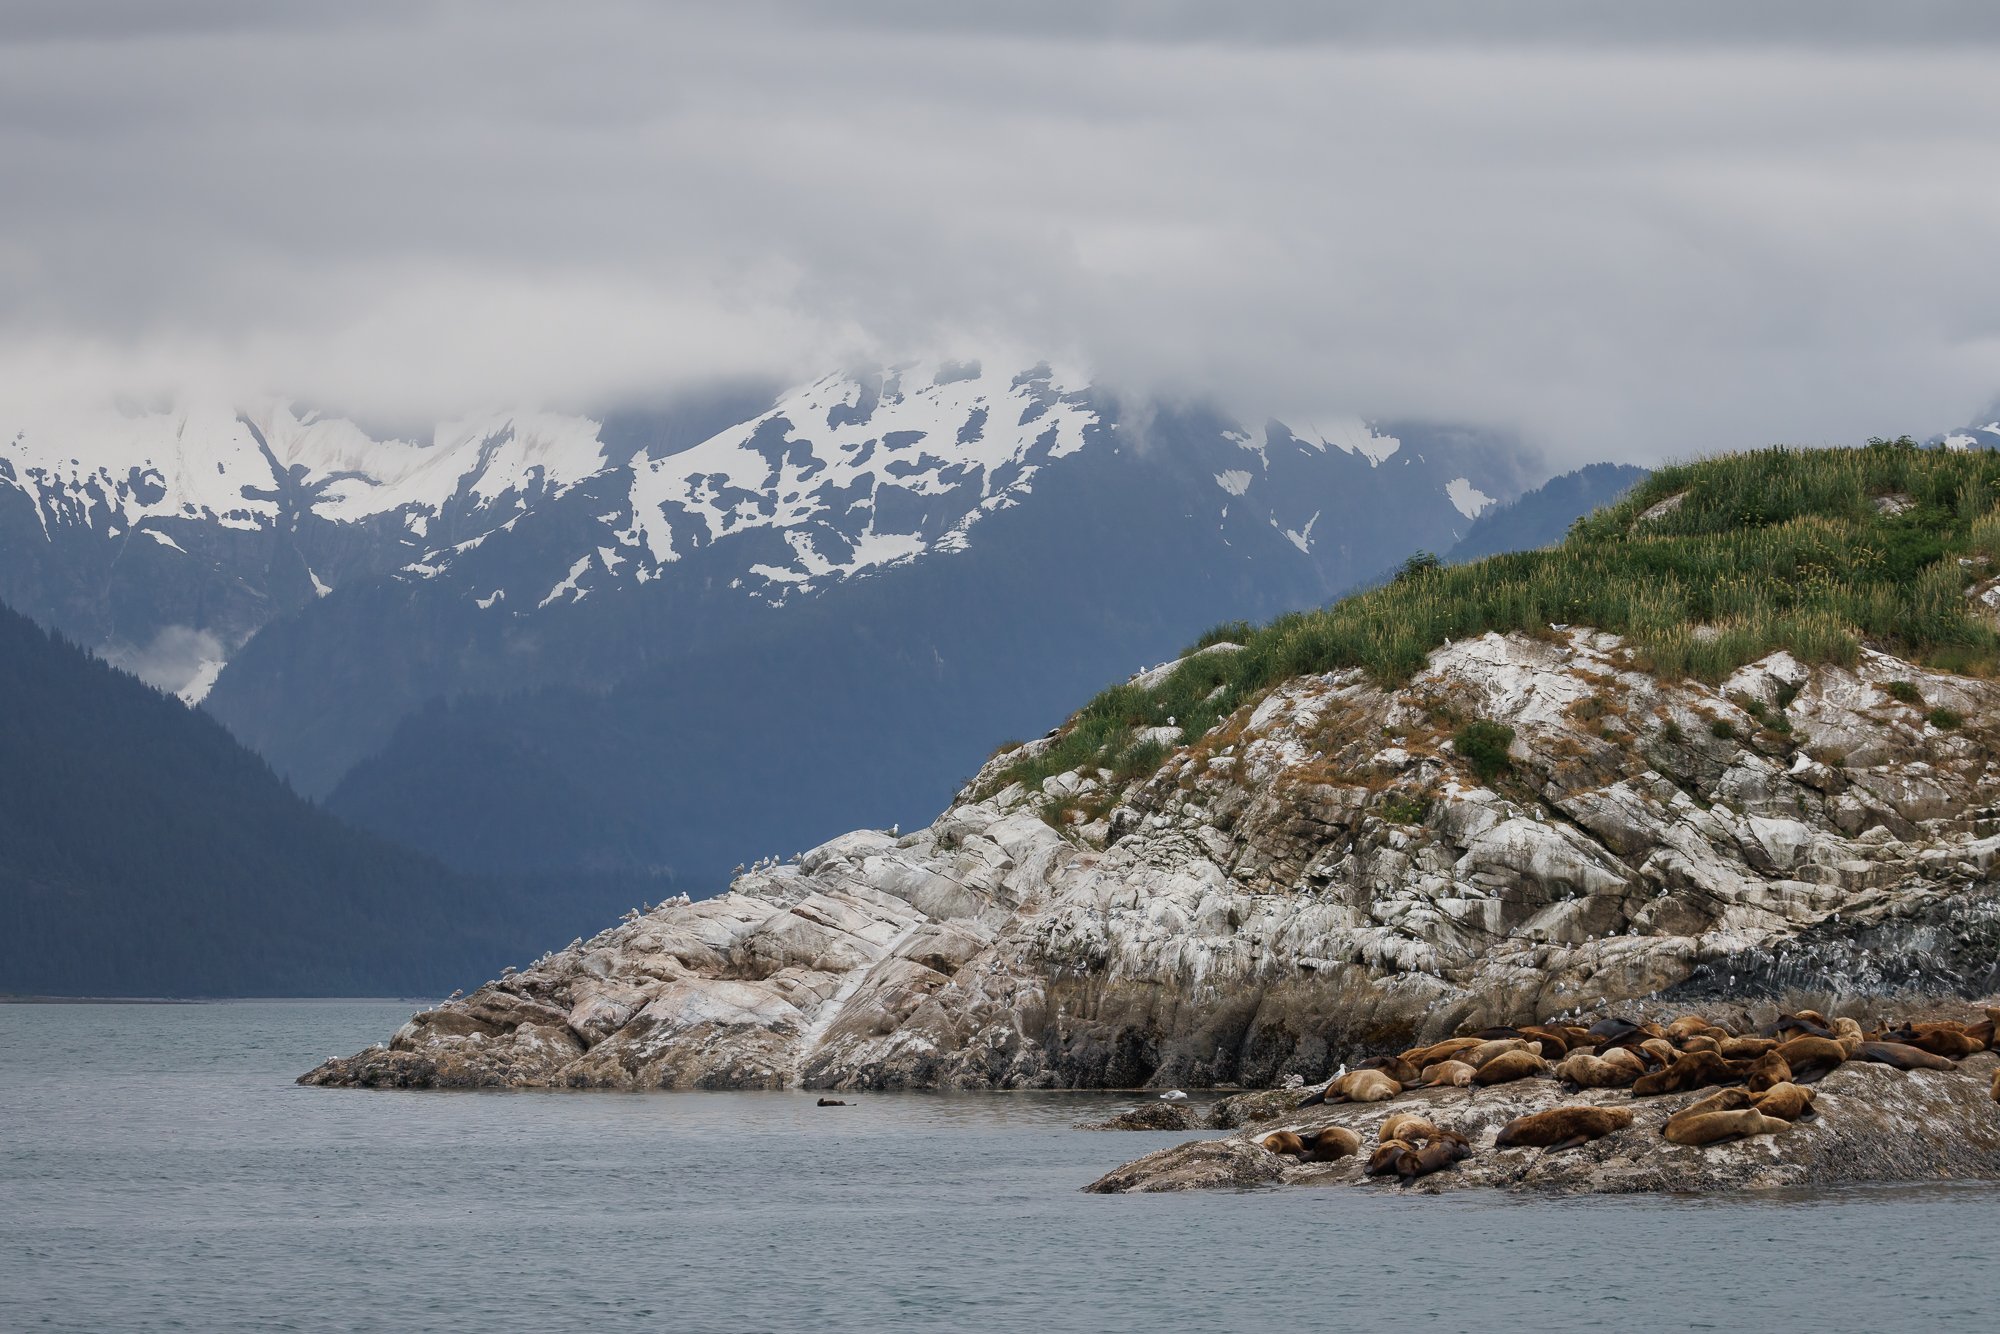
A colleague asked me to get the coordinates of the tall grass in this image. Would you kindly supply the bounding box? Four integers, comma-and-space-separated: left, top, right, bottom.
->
999, 442, 2000, 798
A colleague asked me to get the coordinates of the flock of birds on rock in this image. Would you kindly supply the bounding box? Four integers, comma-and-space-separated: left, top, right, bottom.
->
1259, 1007, 2000, 1184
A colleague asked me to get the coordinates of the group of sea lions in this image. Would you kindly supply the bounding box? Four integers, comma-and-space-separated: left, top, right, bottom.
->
1260, 1006, 2000, 1184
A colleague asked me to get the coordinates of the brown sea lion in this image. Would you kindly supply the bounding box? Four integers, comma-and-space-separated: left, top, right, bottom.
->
1882, 1024, 1984, 1059
1328, 1069, 1403, 1103
1680, 1035, 1722, 1054
1663, 1108, 1792, 1147
1717, 1035, 1778, 1060
1744, 1050, 1792, 1093
1850, 1041, 1959, 1072
1769, 1014, 1835, 1041
1303, 1126, 1362, 1161
1670, 1087, 1754, 1122
1751, 1082, 1816, 1121
1555, 1051, 1641, 1089
1495, 1105, 1634, 1151
1460, 1038, 1538, 1069
1422, 1060, 1478, 1088
1365, 1139, 1417, 1176
1638, 1038, 1680, 1067
1379, 1112, 1443, 1144
1665, 1015, 1710, 1039
1358, 1056, 1423, 1085
1520, 1025, 1573, 1057
816, 1098, 847, 1106
1403, 1037, 1484, 1069
1396, 1135, 1471, 1182
1473, 1049, 1549, 1085
1965, 1012, 1996, 1049
1831, 1017, 1865, 1052
1774, 1035, 1847, 1083
1262, 1131, 1309, 1156
1632, 1050, 1742, 1096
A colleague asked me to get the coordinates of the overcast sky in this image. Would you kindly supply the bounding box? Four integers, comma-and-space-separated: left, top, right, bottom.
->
3, 1, 1998, 463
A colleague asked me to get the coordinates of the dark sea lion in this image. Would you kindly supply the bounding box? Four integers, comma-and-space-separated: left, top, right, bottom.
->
1495, 1105, 1634, 1151
1520, 1025, 1572, 1057
1422, 1060, 1478, 1088
1744, 1049, 1792, 1093
1473, 1049, 1549, 1085
1663, 1108, 1792, 1147
1396, 1136, 1471, 1182
1751, 1082, 1817, 1122
1365, 1139, 1417, 1176
1358, 1055, 1422, 1084
1467, 1026, 1530, 1041
1587, 1017, 1646, 1046
1793, 1009, 1833, 1030
1303, 1126, 1362, 1161
1775, 1035, 1848, 1083
1633, 1050, 1742, 1096
816, 1098, 847, 1106
1851, 1041, 1959, 1072
1769, 1014, 1836, 1041
1555, 1051, 1641, 1089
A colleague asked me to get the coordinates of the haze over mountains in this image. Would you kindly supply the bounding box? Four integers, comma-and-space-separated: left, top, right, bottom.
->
2, 362, 1638, 898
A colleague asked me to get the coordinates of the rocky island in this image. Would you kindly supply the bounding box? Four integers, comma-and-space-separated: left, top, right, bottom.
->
306, 443, 2000, 1193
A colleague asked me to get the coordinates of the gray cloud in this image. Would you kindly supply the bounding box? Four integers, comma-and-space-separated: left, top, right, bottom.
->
2, 2, 1997, 463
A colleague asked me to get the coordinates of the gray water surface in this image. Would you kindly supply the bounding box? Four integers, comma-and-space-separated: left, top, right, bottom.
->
3, 1002, 1996, 1333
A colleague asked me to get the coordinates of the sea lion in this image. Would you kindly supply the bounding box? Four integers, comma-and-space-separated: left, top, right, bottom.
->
1396, 1135, 1471, 1182
816, 1098, 847, 1106
1769, 1014, 1835, 1041
1303, 1069, 1402, 1105
1460, 1038, 1539, 1069
1520, 1025, 1572, 1057
1303, 1126, 1362, 1161
1587, 1017, 1645, 1044
1751, 1082, 1817, 1121
1633, 1050, 1742, 1096
1555, 1051, 1641, 1089
1774, 1035, 1847, 1083
1680, 1035, 1722, 1054
1638, 1038, 1681, 1067
1262, 1131, 1310, 1156
1965, 1012, 1996, 1049
1744, 1050, 1792, 1094
1473, 1049, 1549, 1085
1663, 1108, 1792, 1147
1831, 1017, 1865, 1052
1495, 1105, 1634, 1151
1466, 1026, 1531, 1041
1422, 1060, 1478, 1088
1403, 1037, 1484, 1069
1882, 1024, 1984, 1059
1379, 1112, 1444, 1144
1358, 1055, 1422, 1085
1717, 1035, 1779, 1060
1670, 1087, 1754, 1122
1365, 1140, 1417, 1176
1850, 1041, 1959, 1072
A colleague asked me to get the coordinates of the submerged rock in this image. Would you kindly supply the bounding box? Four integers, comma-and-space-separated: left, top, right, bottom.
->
304, 631, 2000, 1095
1076, 1102, 1204, 1131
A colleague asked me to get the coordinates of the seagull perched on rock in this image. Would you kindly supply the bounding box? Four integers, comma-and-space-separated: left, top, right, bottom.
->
1159, 1089, 1188, 1102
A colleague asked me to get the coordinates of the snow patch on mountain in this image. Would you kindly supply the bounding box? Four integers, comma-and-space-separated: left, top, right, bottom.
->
1445, 477, 1496, 518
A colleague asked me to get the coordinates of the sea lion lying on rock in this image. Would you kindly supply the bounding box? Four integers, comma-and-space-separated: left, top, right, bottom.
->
1751, 1082, 1817, 1122
1459, 1038, 1540, 1069
1300, 1069, 1402, 1106
1851, 1041, 1959, 1072
1474, 1050, 1549, 1086
1744, 1050, 1792, 1094
1358, 1055, 1422, 1085
1663, 1108, 1793, 1147
1261, 1127, 1362, 1161
1379, 1112, 1446, 1144
1633, 1050, 1743, 1096
1495, 1106, 1634, 1151
1774, 1035, 1847, 1083
1555, 1049, 1643, 1089
1366, 1130, 1472, 1183
1881, 1023, 1985, 1059
1422, 1060, 1478, 1088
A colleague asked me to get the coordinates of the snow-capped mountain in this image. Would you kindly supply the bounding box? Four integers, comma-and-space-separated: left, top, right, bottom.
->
4, 361, 1559, 888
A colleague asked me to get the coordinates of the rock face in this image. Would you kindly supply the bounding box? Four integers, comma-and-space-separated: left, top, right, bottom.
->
303, 628, 2000, 1093
1085, 1051, 2000, 1194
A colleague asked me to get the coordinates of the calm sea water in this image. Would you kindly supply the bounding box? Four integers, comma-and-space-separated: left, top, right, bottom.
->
3, 1002, 1998, 1333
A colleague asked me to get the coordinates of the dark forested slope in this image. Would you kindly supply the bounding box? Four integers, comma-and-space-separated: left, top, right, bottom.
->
0, 602, 634, 996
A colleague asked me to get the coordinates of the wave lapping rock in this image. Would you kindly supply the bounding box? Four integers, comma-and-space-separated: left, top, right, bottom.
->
304, 629, 2000, 1092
